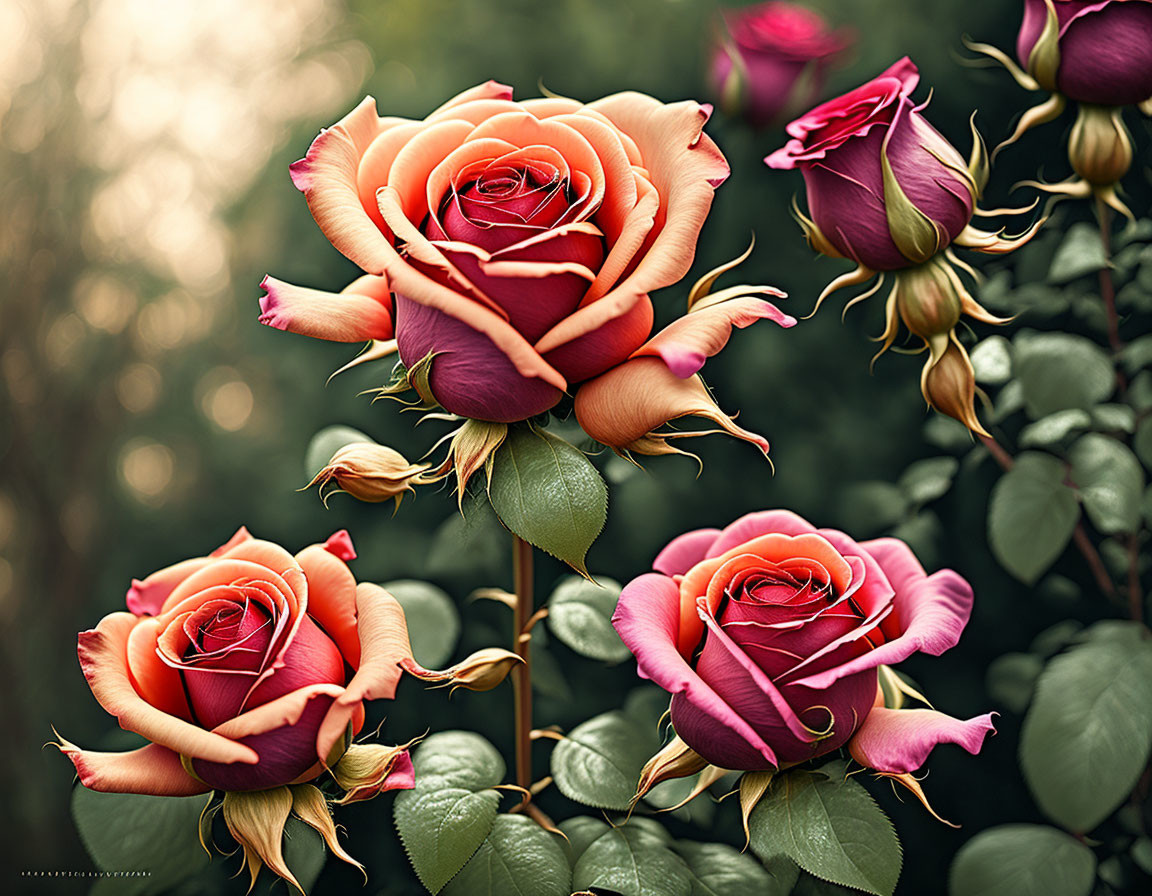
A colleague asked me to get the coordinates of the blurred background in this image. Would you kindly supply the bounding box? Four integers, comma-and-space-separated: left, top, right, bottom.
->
3, 0, 1148, 892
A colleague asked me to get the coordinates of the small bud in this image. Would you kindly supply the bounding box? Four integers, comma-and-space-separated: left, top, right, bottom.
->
306, 443, 430, 507
634, 735, 709, 802
331, 743, 416, 805
1068, 104, 1133, 188
895, 260, 963, 344
401, 648, 523, 694
922, 336, 989, 437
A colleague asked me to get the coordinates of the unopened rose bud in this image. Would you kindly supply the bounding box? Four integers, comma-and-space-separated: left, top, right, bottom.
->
922, 336, 988, 437
1068, 104, 1133, 187
634, 735, 709, 802
331, 743, 416, 805
895, 261, 963, 344
401, 648, 523, 694
306, 443, 430, 507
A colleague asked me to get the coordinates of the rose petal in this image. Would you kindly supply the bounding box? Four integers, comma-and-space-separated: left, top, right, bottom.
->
57, 741, 209, 796
536, 291, 654, 384
848, 706, 995, 774
653, 528, 722, 577
574, 358, 769, 457
589, 94, 729, 297
793, 537, 973, 690
315, 583, 412, 763
126, 558, 212, 617
705, 510, 819, 556
631, 295, 793, 378
210, 526, 253, 556
294, 544, 361, 667
613, 573, 779, 767
78, 613, 257, 765
258, 274, 394, 342
394, 295, 564, 421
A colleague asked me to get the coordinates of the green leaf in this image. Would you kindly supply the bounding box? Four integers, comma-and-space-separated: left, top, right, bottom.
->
898, 457, 959, 505
278, 815, 326, 895
546, 575, 631, 662
555, 816, 612, 867
969, 335, 1013, 385
383, 579, 460, 668
425, 495, 509, 582
949, 824, 1096, 896
985, 652, 1043, 714
1020, 623, 1152, 832
488, 424, 607, 575
1090, 403, 1135, 433
443, 815, 570, 896
572, 824, 693, 896
675, 841, 796, 896
531, 628, 573, 701
1134, 417, 1152, 469
987, 452, 1079, 584
1048, 222, 1108, 284
303, 425, 374, 479
837, 482, 909, 538
1013, 332, 1115, 418
394, 731, 506, 893
1121, 334, 1152, 375
72, 788, 210, 896
551, 710, 660, 810
748, 767, 901, 896
1069, 433, 1145, 534
1018, 409, 1092, 448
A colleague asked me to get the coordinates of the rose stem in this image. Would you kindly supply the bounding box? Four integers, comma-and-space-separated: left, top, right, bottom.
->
512, 535, 534, 794
978, 433, 1116, 600
1094, 195, 1124, 356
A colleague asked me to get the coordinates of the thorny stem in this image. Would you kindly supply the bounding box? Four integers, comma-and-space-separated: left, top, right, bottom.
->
512, 536, 534, 797
978, 433, 1117, 600
1094, 195, 1124, 356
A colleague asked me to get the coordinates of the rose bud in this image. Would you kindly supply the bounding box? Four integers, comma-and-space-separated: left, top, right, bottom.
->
1066, 103, 1134, 187
261, 83, 791, 459
766, 58, 980, 271
400, 647, 523, 694
922, 336, 987, 437
613, 510, 994, 787
306, 442, 431, 507
1017, 0, 1152, 105
767, 58, 1037, 433
710, 2, 853, 128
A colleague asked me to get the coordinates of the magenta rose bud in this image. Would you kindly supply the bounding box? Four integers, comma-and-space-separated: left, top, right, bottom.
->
1017, 0, 1152, 105
613, 510, 994, 772
766, 58, 977, 271
710, 2, 853, 128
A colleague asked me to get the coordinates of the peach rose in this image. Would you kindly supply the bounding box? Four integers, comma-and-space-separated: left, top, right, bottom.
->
260, 82, 791, 440
57, 528, 415, 796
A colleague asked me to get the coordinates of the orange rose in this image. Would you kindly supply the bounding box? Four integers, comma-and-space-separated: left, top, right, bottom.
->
260, 82, 791, 441
57, 528, 414, 796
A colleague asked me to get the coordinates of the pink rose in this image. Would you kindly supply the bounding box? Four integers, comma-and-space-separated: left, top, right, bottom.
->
1017, 0, 1152, 105
57, 528, 415, 796
261, 82, 791, 435
711, 2, 853, 128
613, 510, 994, 773
765, 58, 976, 271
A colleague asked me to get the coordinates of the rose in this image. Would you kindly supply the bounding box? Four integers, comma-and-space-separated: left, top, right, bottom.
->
613, 510, 994, 773
765, 58, 977, 271
1017, 0, 1152, 105
710, 2, 853, 128
57, 528, 415, 795
261, 82, 791, 443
